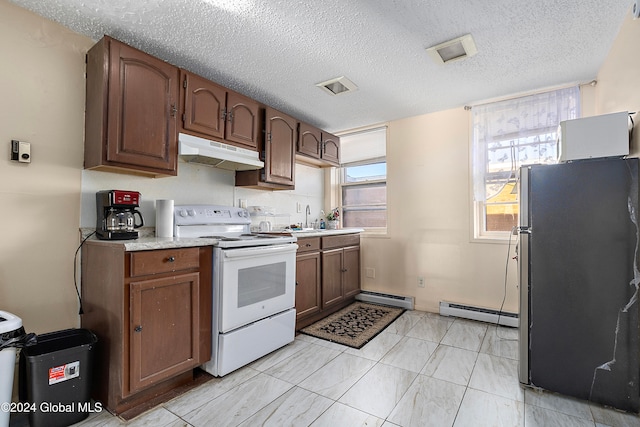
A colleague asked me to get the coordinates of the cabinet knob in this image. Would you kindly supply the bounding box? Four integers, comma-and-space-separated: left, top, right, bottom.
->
167, 256, 175, 263
170, 104, 177, 117
296, 281, 299, 286
134, 325, 143, 333
341, 268, 348, 272
305, 243, 312, 247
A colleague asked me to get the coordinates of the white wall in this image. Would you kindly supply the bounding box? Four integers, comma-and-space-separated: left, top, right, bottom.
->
80, 162, 324, 230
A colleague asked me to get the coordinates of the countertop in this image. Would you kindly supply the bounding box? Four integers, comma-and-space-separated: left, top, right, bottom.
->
83, 235, 220, 251
280, 228, 364, 238
81, 228, 364, 251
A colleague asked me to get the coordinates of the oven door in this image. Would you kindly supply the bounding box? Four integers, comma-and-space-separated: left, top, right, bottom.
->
217, 243, 297, 333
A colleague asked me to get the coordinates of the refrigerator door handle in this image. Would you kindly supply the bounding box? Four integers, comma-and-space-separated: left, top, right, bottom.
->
518, 232, 530, 384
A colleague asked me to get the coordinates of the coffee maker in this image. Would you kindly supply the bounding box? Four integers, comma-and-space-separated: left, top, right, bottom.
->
96, 190, 144, 240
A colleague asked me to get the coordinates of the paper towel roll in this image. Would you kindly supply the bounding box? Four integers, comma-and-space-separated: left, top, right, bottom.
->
155, 199, 174, 238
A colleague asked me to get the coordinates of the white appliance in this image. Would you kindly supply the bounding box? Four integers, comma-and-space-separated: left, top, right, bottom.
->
558, 111, 630, 162
174, 205, 297, 376
178, 133, 264, 171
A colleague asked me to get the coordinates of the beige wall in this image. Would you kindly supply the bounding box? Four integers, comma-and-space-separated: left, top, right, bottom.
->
360, 109, 519, 313
360, 11, 640, 314
2, 0, 638, 331
0, 0, 325, 338
596, 12, 640, 156
0, 0, 93, 333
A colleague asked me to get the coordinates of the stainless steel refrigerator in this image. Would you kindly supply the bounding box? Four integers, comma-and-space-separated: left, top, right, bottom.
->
518, 157, 639, 412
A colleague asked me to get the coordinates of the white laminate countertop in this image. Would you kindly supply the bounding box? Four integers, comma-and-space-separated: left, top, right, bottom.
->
80, 228, 363, 252
84, 236, 220, 251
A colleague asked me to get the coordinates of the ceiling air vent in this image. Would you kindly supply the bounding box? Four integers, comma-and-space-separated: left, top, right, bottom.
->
426, 34, 477, 64
316, 76, 358, 96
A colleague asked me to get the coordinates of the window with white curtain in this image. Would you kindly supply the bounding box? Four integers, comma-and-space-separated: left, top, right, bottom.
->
472, 86, 580, 238
339, 126, 387, 230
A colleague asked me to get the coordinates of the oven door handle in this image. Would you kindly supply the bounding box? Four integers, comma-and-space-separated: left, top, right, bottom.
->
222, 244, 299, 259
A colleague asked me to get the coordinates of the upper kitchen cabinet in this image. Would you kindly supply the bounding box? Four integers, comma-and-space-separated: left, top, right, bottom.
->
180, 70, 260, 150
85, 36, 179, 177
297, 122, 341, 167
236, 107, 296, 189
321, 131, 340, 165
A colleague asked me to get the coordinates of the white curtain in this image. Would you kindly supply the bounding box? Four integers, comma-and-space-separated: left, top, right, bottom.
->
472, 86, 580, 202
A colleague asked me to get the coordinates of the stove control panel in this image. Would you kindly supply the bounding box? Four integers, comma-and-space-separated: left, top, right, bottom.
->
174, 204, 250, 226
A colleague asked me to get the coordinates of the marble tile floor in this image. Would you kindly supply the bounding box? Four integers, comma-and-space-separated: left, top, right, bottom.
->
72, 311, 640, 427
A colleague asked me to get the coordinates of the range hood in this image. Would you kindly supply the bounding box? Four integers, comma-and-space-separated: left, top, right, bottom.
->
178, 133, 264, 171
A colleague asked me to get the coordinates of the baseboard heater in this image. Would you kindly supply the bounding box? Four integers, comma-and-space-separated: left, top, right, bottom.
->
439, 301, 518, 328
355, 291, 414, 310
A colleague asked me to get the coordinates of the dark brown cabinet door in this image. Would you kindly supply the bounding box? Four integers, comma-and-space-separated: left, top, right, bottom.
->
295, 251, 322, 320
322, 248, 344, 309
264, 107, 296, 186
181, 71, 226, 140
105, 38, 179, 174
322, 132, 341, 166
226, 91, 260, 149
342, 246, 361, 298
180, 72, 259, 150
129, 272, 200, 393
298, 123, 322, 158
296, 122, 341, 167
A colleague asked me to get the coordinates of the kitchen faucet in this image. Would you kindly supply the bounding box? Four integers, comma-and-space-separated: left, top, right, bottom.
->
305, 205, 310, 228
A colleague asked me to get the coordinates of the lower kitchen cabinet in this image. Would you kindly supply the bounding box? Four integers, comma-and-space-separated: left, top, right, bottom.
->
295, 233, 360, 330
295, 238, 322, 322
81, 243, 212, 415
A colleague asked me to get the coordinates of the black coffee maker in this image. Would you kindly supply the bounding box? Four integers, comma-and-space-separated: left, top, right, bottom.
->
96, 190, 144, 240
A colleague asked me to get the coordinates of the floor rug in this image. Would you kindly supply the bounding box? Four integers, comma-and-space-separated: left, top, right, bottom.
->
301, 302, 405, 349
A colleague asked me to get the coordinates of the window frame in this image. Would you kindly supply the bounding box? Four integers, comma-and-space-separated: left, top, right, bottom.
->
339, 157, 387, 233
470, 86, 580, 242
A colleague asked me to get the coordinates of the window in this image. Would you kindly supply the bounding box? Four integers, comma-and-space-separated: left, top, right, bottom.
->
472, 87, 580, 238
339, 127, 387, 230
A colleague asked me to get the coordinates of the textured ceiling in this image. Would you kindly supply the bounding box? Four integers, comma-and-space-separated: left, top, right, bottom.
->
8, 0, 631, 132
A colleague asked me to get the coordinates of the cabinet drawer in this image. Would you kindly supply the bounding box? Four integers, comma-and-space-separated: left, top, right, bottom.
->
129, 248, 200, 277
297, 237, 320, 253
322, 234, 360, 250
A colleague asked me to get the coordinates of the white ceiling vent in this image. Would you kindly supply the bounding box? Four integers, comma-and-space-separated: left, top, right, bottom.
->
316, 76, 358, 96
426, 34, 477, 64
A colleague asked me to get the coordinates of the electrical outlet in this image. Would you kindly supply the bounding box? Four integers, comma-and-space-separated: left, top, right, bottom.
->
365, 268, 375, 279
418, 276, 425, 288
296, 202, 302, 213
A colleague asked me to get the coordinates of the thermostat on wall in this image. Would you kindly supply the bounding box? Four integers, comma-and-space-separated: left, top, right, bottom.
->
11, 140, 30, 163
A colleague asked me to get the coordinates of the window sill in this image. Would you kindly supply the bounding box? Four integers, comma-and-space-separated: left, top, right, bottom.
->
360, 229, 388, 238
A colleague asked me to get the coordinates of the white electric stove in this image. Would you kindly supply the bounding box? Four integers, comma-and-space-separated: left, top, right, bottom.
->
174, 204, 298, 376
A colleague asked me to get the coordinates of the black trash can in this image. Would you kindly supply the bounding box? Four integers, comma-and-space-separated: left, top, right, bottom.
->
19, 328, 98, 427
